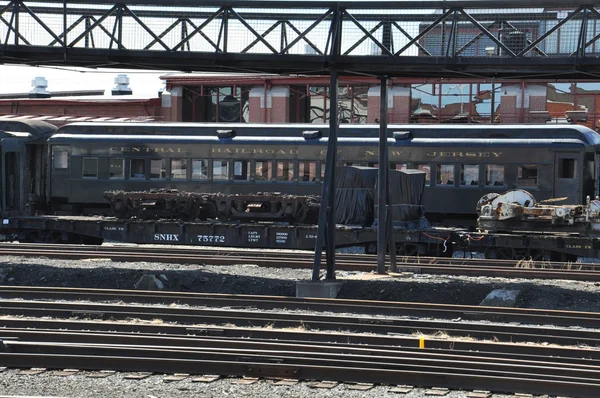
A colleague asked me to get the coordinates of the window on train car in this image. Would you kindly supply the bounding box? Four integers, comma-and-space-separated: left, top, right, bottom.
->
436, 164, 455, 186
170, 159, 187, 180
213, 160, 229, 180
299, 161, 317, 182
518, 164, 538, 187
277, 161, 294, 182
558, 159, 577, 179
192, 159, 208, 180
415, 164, 430, 186
109, 158, 124, 179
485, 164, 504, 186
255, 160, 272, 181
460, 164, 479, 186
82, 157, 98, 179
150, 159, 167, 179
130, 159, 145, 179
234, 160, 251, 180
52, 149, 68, 169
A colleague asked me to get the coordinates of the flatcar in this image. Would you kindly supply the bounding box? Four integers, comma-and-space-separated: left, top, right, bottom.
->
26, 122, 598, 226
0, 121, 597, 225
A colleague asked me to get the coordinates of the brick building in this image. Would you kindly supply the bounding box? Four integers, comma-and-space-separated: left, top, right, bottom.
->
2, 73, 600, 130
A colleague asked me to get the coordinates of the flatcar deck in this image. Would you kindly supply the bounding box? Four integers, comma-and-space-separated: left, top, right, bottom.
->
1, 215, 599, 261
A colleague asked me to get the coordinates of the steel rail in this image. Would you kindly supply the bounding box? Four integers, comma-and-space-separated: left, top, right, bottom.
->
1, 298, 599, 346
0, 242, 590, 269
0, 246, 598, 280
2, 317, 599, 361
1, 328, 600, 396
1, 286, 600, 329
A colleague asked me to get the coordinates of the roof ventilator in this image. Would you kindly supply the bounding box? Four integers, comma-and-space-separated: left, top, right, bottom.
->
302, 130, 322, 139
216, 129, 235, 138
393, 131, 412, 140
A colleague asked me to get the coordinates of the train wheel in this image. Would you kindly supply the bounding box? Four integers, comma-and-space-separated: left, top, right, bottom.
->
111, 193, 131, 219
495, 247, 515, 260
397, 243, 419, 256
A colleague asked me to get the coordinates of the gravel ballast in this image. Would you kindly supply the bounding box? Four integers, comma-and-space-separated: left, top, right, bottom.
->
0, 251, 598, 397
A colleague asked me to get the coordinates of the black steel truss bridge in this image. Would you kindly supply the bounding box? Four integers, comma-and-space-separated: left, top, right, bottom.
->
1, 0, 600, 79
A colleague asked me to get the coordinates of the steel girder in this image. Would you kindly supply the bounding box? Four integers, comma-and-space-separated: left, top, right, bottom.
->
1, 0, 600, 78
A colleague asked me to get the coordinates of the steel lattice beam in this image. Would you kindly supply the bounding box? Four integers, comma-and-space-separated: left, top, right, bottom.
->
1, 0, 600, 78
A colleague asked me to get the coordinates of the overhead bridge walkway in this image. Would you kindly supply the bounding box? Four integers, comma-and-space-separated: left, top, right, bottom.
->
0, 0, 600, 78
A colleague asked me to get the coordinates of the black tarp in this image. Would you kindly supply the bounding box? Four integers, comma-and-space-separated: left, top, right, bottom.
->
334, 166, 378, 226
373, 168, 427, 226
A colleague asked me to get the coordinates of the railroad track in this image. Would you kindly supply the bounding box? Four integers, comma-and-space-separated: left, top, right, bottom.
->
1, 286, 600, 345
0, 243, 599, 281
1, 287, 600, 397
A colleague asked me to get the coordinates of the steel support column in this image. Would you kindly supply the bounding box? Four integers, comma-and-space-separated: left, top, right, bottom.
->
312, 71, 339, 282
376, 77, 389, 274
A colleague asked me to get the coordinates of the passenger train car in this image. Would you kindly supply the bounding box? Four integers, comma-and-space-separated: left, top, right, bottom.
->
2, 121, 600, 224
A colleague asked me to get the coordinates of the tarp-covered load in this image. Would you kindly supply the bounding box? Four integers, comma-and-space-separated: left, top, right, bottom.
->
382, 168, 426, 222
334, 166, 378, 226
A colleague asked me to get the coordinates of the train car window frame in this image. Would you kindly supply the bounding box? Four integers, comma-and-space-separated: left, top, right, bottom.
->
460, 164, 479, 187
436, 164, 454, 186
109, 158, 125, 180
150, 158, 167, 180
233, 160, 251, 181
414, 163, 430, 186
255, 159, 272, 181
52, 147, 69, 170
192, 159, 208, 180
130, 158, 146, 180
485, 164, 505, 187
276, 160, 295, 182
170, 158, 188, 180
558, 158, 577, 179
81, 157, 98, 179
212, 159, 230, 181
517, 164, 538, 187
299, 161, 318, 183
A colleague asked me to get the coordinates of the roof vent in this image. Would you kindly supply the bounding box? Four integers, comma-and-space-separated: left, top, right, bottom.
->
216, 129, 235, 138
29, 76, 50, 98
112, 74, 132, 96
302, 130, 322, 139
393, 131, 412, 140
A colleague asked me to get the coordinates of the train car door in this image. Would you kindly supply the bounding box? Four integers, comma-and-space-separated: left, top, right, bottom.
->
1, 138, 27, 213
554, 152, 581, 204
49, 145, 70, 199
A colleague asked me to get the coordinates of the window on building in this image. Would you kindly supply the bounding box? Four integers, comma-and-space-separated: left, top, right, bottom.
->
109, 158, 124, 179
393, 163, 408, 170
321, 162, 326, 180
299, 161, 317, 182
192, 159, 208, 180
367, 162, 379, 168
558, 159, 577, 179
234, 160, 251, 180
170, 158, 187, 180
213, 160, 229, 180
82, 157, 98, 179
130, 159, 146, 179
436, 164, 455, 186
277, 161, 294, 181
485, 164, 504, 186
150, 159, 167, 179
53, 148, 68, 169
460, 164, 479, 186
255, 160, 272, 181
518, 164, 538, 187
